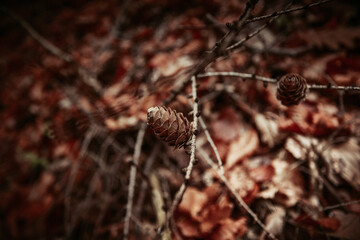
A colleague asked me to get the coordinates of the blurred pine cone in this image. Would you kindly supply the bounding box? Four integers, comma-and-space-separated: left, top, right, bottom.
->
276, 73, 308, 106
147, 106, 193, 148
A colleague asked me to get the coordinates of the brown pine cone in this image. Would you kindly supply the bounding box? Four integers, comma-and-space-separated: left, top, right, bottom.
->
276, 73, 308, 106
147, 106, 193, 149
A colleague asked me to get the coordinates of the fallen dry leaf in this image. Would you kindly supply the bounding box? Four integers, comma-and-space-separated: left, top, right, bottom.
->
248, 164, 275, 183
226, 165, 258, 204
299, 27, 360, 50
321, 138, 360, 191
209, 217, 247, 240
176, 184, 238, 239
258, 155, 305, 207
199, 194, 233, 234
176, 216, 201, 238
260, 206, 286, 240
279, 103, 342, 137
317, 217, 340, 231
254, 113, 282, 147
178, 187, 208, 220
225, 128, 259, 168
210, 107, 241, 143
285, 134, 318, 161
328, 210, 360, 240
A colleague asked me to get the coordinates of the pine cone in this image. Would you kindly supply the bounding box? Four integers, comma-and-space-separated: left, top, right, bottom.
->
276, 73, 308, 106
147, 106, 193, 148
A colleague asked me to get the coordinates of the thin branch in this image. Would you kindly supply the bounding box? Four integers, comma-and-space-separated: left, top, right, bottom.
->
245, 45, 312, 57
245, 0, 333, 24
324, 74, 345, 116
198, 117, 225, 176
197, 71, 277, 83
123, 123, 146, 240
167, 76, 200, 230
198, 71, 360, 92
192, 0, 259, 76
321, 199, 360, 212
308, 84, 360, 91
163, 0, 259, 105
134, 144, 160, 216
198, 147, 278, 240
150, 172, 171, 240
0, 6, 73, 62
185, 96, 224, 175
1, 6, 106, 95
227, 0, 294, 52
65, 127, 97, 236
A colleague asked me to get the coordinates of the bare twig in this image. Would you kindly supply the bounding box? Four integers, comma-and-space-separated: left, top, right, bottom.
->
150, 172, 171, 240
197, 71, 277, 83
163, 0, 259, 105
167, 76, 200, 231
130, 215, 157, 238
0, 6, 73, 62
245, 0, 333, 24
324, 74, 345, 116
198, 71, 360, 92
185, 95, 224, 175
65, 127, 98, 236
198, 117, 225, 175
192, 0, 259, 76
92, 0, 131, 75
134, 144, 160, 216
308, 84, 360, 91
1, 6, 105, 95
227, 0, 295, 52
245, 45, 312, 56
123, 123, 146, 240
198, 147, 278, 240
321, 199, 360, 212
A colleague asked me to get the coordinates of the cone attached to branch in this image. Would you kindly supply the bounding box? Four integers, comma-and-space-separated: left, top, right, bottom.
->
276, 73, 308, 106
147, 106, 193, 148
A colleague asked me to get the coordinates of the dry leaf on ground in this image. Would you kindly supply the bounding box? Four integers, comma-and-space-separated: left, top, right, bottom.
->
258, 155, 305, 207
226, 165, 258, 204
176, 183, 246, 239
210, 107, 241, 143
209, 217, 247, 240
254, 113, 282, 147
328, 210, 360, 240
260, 206, 286, 240
225, 128, 259, 169
321, 138, 360, 191
298, 27, 360, 50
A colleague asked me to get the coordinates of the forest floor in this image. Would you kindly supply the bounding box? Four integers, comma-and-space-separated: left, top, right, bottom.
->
1, 0, 360, 239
